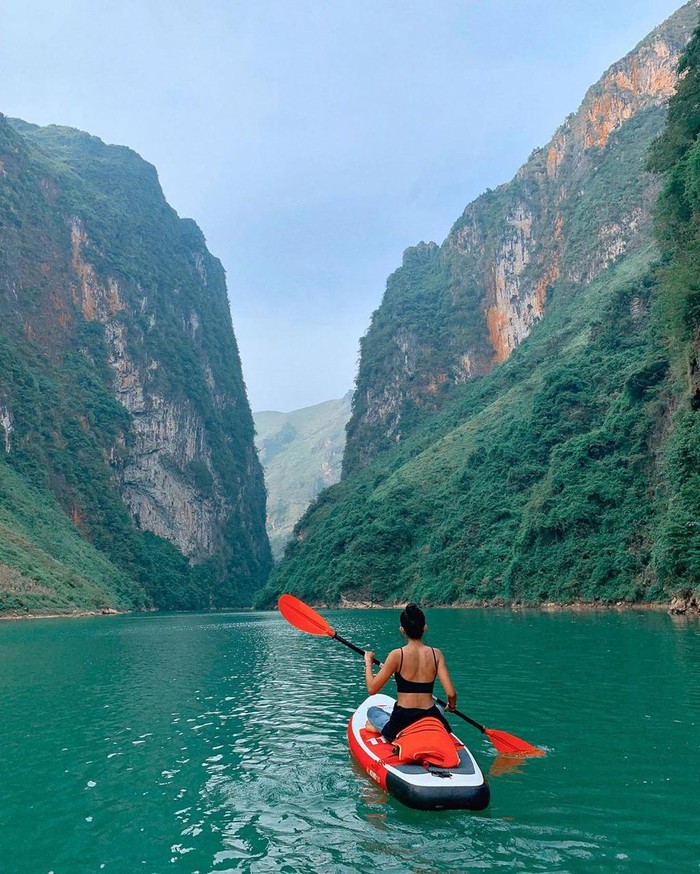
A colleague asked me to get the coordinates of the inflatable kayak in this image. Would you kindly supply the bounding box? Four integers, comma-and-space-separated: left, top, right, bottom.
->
348, 693, 490, 811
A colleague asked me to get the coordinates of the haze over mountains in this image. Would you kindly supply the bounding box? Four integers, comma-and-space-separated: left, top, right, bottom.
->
254, 394, 351, 559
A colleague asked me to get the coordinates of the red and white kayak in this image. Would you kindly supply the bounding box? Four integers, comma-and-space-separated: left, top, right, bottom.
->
348, 693, 490, 811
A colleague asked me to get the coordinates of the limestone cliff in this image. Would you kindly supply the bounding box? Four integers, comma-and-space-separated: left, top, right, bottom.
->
344, 0, 700, 474
0, 117, 271, 611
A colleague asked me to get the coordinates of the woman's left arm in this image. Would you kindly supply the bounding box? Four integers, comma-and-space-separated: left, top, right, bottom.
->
364, 649, 399, 695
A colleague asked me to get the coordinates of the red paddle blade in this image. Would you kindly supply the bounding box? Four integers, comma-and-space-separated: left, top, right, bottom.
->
278, 594, 335, 638
485, 727, 544, 757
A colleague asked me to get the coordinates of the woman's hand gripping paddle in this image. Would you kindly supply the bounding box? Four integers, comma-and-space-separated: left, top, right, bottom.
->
277, 594, 543, 757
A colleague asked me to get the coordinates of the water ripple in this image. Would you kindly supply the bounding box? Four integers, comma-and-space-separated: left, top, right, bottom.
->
0, 610, 698, 872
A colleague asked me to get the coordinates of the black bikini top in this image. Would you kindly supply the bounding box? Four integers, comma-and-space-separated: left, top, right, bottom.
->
394, 646, 438, 694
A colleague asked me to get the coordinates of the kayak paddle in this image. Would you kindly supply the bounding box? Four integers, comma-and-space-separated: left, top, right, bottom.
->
277, 594, 543, 757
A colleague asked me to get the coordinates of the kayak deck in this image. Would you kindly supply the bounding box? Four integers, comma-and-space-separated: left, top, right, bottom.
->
348, 693, 490, 811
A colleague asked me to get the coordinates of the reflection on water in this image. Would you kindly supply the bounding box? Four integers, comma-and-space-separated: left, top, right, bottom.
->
0, 609, 698, 872
488, 756, 527, 778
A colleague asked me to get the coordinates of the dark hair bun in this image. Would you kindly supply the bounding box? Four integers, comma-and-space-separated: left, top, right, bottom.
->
400, 603, 426, 639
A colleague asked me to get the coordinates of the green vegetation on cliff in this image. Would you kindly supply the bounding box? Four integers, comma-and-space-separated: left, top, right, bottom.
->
344, 103, 667, 474
343, 3, 698, 475
0, 116, 270, 613
263, 246, 672, 605
0, 459, 143, 613
262, 10, 700, 608
645, 22, 700, 597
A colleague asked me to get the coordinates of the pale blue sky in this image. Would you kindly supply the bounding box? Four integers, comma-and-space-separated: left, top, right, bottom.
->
0, 1, 687, 410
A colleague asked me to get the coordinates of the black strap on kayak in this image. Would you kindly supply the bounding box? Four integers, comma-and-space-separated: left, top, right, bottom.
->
424, 766, 454, 778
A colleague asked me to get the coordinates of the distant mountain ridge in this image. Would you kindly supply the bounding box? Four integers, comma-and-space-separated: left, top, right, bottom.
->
0, 116, 271, 612
254, 394, 351, 559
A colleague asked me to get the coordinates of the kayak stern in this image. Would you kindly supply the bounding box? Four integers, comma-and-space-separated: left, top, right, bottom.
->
348, 693, 490, 812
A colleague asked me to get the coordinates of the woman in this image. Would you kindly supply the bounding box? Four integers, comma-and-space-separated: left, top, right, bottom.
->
364, 603, 457, 741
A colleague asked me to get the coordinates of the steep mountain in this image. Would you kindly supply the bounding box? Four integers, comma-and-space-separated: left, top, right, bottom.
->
254, 393, 351, 559
344, 1, 699, 474
0, 117, 271, 613
262, 2, 700, 609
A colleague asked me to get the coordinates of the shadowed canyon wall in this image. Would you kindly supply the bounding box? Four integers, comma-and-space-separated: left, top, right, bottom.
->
0, 117, 271, 611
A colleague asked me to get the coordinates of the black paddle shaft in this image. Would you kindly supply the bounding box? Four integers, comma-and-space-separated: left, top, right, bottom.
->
332, 632, 486, 734
334, 632, 381, 664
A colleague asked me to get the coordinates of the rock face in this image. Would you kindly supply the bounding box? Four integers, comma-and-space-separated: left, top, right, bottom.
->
68, 215, 225, 559
0, 117, 271, 609
0, 404, 12, 454
669, 593, 699, 614
344, 0, 700, 474
254, 394, 352, 559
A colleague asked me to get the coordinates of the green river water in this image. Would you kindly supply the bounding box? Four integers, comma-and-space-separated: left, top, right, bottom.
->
0, 608, 698, 873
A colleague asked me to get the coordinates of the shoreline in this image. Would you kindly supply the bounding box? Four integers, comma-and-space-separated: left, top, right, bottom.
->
2, 597, 698, 621
337, 596, 699, 615
0, 607, 124, 622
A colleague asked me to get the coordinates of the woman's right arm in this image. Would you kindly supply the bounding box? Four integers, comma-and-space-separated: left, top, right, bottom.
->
364, 648, 399, 695
436, 649, 457, 711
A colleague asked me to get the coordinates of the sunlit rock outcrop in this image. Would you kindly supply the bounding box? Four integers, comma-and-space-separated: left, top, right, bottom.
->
344, 1, 700, 473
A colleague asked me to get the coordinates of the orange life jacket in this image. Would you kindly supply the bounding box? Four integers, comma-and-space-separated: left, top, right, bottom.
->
393, 716, 460, 768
